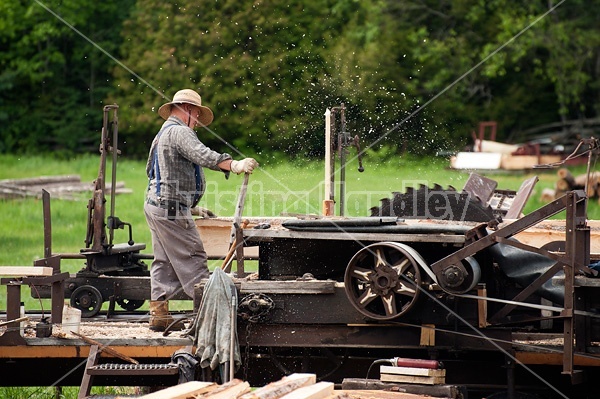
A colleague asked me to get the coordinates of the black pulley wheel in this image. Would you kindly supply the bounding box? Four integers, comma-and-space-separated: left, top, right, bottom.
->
116, 298, 145, 311
70, 285, 103, 318
344, 242, 422, 320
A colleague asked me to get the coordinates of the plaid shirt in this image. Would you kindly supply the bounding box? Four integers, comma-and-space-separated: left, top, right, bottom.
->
146, 116, 231, 207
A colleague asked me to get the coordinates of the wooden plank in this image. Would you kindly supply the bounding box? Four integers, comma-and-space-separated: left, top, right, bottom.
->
134, 381, 215, 399
450, 152, 503, 170
341, 378, 467, 398
244, 229, 465, 244
380, 366, 446, 377
334, 390, 435, 399
419, 324, 435, 346
477, 287, 488, 328
380, 374, 445, 385
240, 373, 317, 399
0, 266, 53, 277
195, 218, 259, 259
241, 280, 335, 294
500, 154, 561, 170
71, 331, 139, 364
199, 379, 250, 399
0, 343, 195, 359
279, 381, 334, 399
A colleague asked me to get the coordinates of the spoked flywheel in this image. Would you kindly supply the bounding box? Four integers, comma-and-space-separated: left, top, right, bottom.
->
344, 242, 422, 320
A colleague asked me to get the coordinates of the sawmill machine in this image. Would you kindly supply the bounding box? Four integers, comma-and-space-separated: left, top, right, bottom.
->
198, 108, 600, 396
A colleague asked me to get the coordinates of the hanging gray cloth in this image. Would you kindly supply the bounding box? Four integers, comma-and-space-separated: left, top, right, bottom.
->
189, 267, 241, 371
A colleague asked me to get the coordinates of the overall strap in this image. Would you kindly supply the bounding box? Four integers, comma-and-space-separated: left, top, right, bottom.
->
149, 123, 177, 197
192, 164, 202, 207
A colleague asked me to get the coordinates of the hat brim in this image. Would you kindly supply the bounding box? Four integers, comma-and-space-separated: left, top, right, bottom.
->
158, 102, 214, 126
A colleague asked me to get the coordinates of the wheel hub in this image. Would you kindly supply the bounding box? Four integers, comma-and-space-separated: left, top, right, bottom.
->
369, 264, 399, 296
441, 264, 466, 288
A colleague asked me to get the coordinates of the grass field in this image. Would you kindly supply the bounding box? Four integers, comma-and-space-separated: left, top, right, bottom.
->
1, 152, 598, 299
0, 152, 598, 398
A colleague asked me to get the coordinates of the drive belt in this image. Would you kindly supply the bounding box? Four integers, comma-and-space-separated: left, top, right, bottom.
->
458, 293, 600, 319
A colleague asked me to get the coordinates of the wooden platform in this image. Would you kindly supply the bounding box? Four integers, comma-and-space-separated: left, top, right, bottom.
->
196, 217, 600, 257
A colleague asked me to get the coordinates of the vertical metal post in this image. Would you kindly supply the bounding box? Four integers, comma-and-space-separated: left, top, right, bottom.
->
338, 103, 346, 216
107, 105, 119, 246
563, 190, 588, 383
505, 356, 515, 399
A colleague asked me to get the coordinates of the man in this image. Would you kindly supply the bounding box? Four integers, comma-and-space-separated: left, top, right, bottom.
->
144, 88, 258, 331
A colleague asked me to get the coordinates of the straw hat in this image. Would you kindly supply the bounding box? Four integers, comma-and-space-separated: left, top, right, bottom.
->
158, 89, 214, 126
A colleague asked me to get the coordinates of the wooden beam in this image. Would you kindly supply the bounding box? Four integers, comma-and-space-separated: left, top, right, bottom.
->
200, 379, 250, 399
279, 381, 333, 399
380, 373, 445, 385
477, 287, 488, 328
241, 280, 335, 294
0, 266, 53, 277
419, 324, 435, 346
71, 331, 139, 364
240, 373, 317, 399
133, 381, 215, 399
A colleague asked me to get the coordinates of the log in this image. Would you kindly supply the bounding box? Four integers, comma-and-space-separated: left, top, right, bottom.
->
555, 178, 572, 192
0, 174, 129, 200
574, 171, 600, 187
557, 168, 574, 184
540, 188, 556, 202
0, 175, 81, 186
240, 373, 317, 399
572, 172, 599, 197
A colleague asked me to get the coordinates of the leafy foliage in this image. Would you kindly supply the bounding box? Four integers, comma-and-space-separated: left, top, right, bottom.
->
0, 0, 599, 159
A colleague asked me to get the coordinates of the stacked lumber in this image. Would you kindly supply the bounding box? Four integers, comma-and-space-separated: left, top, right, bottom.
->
0, 175, 130, 200
379, 365, 445, 385
130, 373, 432, 399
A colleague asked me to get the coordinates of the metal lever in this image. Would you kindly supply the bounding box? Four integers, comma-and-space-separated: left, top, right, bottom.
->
107, 216, 134, 246
352, 135, 365, 172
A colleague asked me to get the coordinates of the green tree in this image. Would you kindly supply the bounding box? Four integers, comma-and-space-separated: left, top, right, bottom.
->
0, 0, 134, 155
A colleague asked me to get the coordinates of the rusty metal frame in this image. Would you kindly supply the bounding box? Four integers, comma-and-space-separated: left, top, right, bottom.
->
430, 190, 590, 381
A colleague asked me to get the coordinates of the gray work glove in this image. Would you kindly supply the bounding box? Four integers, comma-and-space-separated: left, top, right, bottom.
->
191, 206, 216, 218
230, 158, 259, 174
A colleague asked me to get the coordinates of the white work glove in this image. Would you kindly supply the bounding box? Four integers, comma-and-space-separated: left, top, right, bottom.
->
230, 158, 259, 174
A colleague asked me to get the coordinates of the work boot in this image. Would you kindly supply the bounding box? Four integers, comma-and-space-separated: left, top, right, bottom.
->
149, 300, 183, 332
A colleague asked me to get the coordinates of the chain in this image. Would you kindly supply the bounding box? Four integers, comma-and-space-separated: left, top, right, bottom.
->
242, 322, 252, 382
